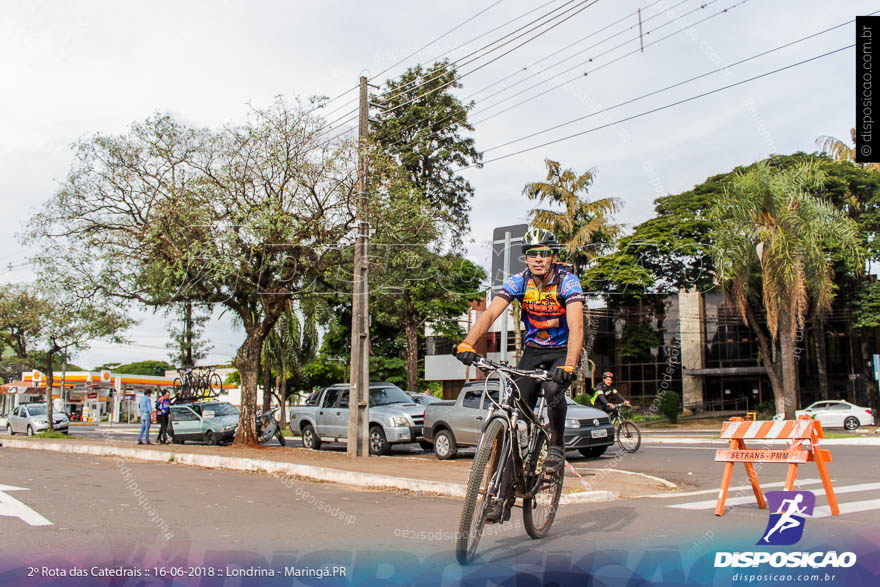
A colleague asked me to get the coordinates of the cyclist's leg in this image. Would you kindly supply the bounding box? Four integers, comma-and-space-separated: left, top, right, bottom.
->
540, 352, 571, 471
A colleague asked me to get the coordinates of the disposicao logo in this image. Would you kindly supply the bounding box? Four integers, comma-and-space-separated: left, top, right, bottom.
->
714, 490, 857, 569
759, 490, 815, 546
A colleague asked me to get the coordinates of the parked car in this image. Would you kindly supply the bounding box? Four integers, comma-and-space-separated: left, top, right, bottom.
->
6, 403, 69, 435
795, 400, 874, 430
170, 401, 239, 445
423, 380, 614, 460
289, 382, 426, 455
407, 391, 441, 407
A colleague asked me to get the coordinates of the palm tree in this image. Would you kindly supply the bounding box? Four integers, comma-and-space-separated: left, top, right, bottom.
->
710, 160, 863, 418
523, 159, 621, 274
262, 298, 322, 426
816, 128, 880, 171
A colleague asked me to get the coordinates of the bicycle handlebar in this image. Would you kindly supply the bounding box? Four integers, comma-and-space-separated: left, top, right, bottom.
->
473, 357, 552, 381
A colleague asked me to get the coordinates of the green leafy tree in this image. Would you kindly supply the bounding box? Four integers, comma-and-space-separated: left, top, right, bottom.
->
112, 360, 175, 376
372, 61, 481, 235
710, 161, 863, 418
524, 159, 621, 273
0, 283, 131, 430
28, 100, 356, 444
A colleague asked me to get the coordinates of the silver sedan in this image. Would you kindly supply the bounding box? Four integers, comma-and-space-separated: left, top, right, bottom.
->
6, 404, 69, 435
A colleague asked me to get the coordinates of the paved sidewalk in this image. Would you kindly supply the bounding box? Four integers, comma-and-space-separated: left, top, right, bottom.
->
0, 435, 675, 504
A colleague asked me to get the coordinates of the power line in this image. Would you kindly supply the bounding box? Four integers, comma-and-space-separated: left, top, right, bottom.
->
482, 17, 859, 153
370, 0, 506, 83
471, 0, 737, 124
379, 0, 596, 108
458, 44, 853, 169
420, 0, 564, 69
381, 0, 740, 150
463, 0, 674, 102
319, 0, 603, 147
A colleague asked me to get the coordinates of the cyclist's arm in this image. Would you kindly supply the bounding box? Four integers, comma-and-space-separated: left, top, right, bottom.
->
564, 300, 584, 368
461, 296, 510, 348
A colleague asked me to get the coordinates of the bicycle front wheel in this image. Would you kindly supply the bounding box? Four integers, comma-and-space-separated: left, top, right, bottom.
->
617, 421, 641, 453
455, 419, 505, 565
522, 433, 564, 539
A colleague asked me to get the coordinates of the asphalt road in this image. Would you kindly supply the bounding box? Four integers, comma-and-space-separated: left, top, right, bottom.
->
1, 441, 878, 585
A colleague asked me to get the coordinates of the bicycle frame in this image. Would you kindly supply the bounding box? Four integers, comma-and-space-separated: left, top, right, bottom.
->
479, 365, 551, 501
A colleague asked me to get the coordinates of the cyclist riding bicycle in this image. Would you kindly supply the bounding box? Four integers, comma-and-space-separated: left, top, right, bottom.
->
592, 371, 630, 414
455, 228, 584, 523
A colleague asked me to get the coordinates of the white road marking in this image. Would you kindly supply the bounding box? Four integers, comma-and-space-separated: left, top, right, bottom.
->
814, 498, 880, 518
645, 479, 824, 499
0, 484, 53, 526
668, 482, 880, 511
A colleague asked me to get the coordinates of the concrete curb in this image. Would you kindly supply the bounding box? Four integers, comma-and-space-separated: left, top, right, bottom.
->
2, 438, 467, 497
1, 439, 623, 503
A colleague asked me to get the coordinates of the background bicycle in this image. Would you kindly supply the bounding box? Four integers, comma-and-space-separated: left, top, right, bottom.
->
610, 405, 641, 453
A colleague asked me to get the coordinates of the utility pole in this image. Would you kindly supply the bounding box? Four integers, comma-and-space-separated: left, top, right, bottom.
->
348, 75, 371, 457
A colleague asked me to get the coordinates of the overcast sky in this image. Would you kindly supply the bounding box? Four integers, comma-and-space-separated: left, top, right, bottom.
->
0, 0, 871, 369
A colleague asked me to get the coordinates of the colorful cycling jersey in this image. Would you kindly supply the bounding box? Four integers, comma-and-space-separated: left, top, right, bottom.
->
496, 264, 585, 348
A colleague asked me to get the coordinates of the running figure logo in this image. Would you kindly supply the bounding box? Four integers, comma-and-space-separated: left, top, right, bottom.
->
758, 491, 816, 546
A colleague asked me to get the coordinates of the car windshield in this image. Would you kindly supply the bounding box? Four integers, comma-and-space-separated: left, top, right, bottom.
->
26, 405, 47, 416
370, 386, 414, 406
201, 403, 239, 416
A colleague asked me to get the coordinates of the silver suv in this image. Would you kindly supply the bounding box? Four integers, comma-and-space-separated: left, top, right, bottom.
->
6, 404, 69, 435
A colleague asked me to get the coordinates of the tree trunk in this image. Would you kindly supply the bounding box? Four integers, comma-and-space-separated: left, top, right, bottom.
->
233, 333, 264, 445
262, 358, 273, 412
778, 300, 799, 419
403, 291, 419, 392
278, 375, 288, 428
741, 298, 784, 412
860, 334, 880, 417
812, 317, 829, 400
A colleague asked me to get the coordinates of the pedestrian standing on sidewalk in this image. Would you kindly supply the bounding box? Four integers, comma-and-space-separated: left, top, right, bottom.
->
156, 390, 171, 444
137, 390, 153, 445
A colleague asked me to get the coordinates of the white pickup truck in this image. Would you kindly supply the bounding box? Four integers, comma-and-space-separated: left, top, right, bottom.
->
289, 382, 427, 455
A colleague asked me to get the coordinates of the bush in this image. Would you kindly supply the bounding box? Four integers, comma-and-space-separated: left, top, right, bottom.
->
573, 393, 592, 406
658, 390, 681, 423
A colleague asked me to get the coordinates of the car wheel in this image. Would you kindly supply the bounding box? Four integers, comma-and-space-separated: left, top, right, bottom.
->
844, 416, 860, 431
433, 429, 457, 460
418, 439, 434, 452
6, 424, 13, 436
369, 426, 390, 456
205, 430, 220, 446
301, 424, 321, 450
172, 435, 185, 445
579, 446, 608, 458
27, 425, 34, 437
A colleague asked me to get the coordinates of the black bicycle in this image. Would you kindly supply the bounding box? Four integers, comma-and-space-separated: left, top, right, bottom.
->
610, 406, 641, 453
455, 357, 565, 565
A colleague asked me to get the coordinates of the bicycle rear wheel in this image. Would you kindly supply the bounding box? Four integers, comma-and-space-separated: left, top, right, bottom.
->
522, 433, 564, 539
209, 373, 223, 397
616, 421, 641, 453
455, 419, 505, 565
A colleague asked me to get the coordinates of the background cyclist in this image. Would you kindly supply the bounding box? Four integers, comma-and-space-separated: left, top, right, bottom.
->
592, 371, 630, 414
454, 228, 584, 523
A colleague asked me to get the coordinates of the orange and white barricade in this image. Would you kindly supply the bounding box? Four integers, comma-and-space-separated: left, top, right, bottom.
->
713, 415, 838, 517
